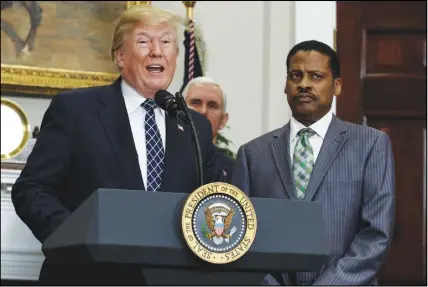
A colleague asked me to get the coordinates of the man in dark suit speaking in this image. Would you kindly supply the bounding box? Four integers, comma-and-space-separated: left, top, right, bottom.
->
11, 4, 218, 286
232, 40, 395, 285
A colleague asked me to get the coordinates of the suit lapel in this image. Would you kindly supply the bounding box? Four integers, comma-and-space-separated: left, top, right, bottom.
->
270, 124, 298, 200
162, 116, 189, 193
304, 116, 348, 201
98, 78, 145, 191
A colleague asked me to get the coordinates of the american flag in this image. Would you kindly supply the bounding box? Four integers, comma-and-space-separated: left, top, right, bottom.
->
179, 19, 204, 93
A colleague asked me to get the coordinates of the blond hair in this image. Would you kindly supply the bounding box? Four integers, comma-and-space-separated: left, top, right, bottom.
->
111, 4, 183, 63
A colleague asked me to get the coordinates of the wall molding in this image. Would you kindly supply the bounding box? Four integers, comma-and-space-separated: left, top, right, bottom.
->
1, 249, 43, 281
1, 168, 44, 281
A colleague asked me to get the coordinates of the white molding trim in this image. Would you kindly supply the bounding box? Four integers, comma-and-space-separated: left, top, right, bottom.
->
262, 1, 295, 133
1, 249, 43, 281
1, 168, 44, 281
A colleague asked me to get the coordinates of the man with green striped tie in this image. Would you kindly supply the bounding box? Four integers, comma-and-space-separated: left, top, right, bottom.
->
233, 40, 395, 286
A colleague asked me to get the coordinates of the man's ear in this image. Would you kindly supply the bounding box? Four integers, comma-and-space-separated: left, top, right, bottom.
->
334, 78, 342, 97
114, 48, 125, 69
284, 76, 290, 95
219, 112, 229, 131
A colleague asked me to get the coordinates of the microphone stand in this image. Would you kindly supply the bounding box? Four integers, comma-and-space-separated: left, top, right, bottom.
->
175, 92, 204, 187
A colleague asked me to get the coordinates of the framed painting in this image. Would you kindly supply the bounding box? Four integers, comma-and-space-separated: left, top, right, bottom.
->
1, 1, 150, 96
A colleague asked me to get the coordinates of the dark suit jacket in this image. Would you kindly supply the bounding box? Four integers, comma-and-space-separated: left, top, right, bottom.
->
11, 78, 219, 285
232, 116, 395, 285
214, 148, 235, 183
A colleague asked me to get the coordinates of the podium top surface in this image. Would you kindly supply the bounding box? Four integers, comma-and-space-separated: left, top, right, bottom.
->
42, 188, 329, 272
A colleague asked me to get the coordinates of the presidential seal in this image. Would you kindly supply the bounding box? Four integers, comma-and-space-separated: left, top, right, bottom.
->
181, 182, 257, 264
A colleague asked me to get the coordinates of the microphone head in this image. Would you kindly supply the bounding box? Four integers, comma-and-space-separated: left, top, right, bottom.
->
154, 90, 175, 110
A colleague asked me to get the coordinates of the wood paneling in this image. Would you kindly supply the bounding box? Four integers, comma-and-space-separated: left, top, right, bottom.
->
365, 32, 426, 75
337, 1, 427, 285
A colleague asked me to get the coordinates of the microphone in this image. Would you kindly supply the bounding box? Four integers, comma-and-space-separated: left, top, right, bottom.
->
154, 90, 188, 123
154, 90, 204, 186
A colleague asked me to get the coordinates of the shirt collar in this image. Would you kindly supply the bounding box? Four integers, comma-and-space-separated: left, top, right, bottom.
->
121, 79, 165, 116
290, 110, 333, 141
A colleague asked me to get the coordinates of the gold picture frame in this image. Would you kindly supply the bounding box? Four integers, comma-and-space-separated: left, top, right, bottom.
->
1, 98, 31, 160
1, 1, 150, 97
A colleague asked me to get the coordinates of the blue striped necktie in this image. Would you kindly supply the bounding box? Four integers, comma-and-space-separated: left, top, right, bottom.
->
142, 99, 164, 191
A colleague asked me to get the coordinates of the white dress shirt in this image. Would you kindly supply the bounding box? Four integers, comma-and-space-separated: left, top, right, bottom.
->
121, 79, 166, 189
289, 110, 333, 164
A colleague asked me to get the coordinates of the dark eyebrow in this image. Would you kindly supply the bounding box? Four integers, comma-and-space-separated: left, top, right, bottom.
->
208, 100, 220, 105
307, 69, 325, 74
289, 69, 325, 74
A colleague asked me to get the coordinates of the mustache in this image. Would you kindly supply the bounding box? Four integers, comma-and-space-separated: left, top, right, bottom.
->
293, 92, 317, 101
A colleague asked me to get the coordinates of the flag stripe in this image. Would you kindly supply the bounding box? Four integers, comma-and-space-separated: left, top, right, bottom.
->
180, 20, 204, 92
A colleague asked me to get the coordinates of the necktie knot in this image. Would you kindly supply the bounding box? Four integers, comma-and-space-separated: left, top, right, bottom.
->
298, 128, 316, 138
142, 99, 157, 112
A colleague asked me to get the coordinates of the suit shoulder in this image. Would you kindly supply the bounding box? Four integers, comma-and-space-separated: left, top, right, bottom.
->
341, 119, 390, 142
189, 109, 209, 124
49, 84, 112, 117
188, 109, 212, 131
240, 127, 282, 150
186, 109, 214, 144
54, 84, 110, 106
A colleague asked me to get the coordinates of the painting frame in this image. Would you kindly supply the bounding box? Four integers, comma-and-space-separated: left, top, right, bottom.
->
1, 1, 150, 97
